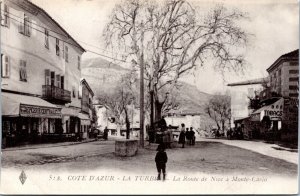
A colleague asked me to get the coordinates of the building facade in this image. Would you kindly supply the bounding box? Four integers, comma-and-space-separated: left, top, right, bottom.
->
265, 49, 299, 142
79, 78, 94, 139
229, 49, 298, 142
1, 0, 86, 146
228, 79, 265, 128
165, 112, 202, 130
267, 49, 299, 98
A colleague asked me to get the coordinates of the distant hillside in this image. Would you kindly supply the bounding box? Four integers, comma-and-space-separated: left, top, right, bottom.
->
174, 82, 211, 112
81, 58, 130, 96
82, 57, 216, 129
82, 57, 129, 70
171, 82, 215, 129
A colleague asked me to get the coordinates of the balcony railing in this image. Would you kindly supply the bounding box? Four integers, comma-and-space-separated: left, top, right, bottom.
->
42, 85, 71, 103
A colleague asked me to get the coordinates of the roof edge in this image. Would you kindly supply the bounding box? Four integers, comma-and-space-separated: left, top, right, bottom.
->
25, 0, 86, 52
80, 78, 94, 96
266, 49, 299, 72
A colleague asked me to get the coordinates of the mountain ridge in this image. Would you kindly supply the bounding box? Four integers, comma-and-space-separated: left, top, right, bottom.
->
81, 57, 216, 128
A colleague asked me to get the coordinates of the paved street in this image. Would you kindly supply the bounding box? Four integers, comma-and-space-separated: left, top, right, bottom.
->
196, 137, 298, 164
2, 138, 297, 179
2, 140, 115, 168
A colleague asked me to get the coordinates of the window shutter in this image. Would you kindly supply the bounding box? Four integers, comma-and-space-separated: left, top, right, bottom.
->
5, 5, 9, 28
50, 71, 55, 86
5, 55, 9, 77
25, 17, 32, 36
2, 4, 10, 28
56, 39, 60, 56
65, 46, 68, 62
45, 69, 50, 85
45, 29, 49, 49
18, 12, 25, 34
61, 76, 64, 89
24, 61, 27, 79
21, 60, 27, 81
20, 60, 23, 80
1, 54, 5, 77
2, 55, 10, 78
31, 19, 37, 36
62, 42, 64, 59
0, 3, 5, 26
56, 74, 61, 87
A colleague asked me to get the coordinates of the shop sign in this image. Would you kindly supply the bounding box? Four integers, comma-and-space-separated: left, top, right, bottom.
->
20, 104, 61, 118
265, 110, 283, 117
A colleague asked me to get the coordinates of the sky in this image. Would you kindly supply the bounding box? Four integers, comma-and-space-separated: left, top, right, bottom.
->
32, 0, 299, 94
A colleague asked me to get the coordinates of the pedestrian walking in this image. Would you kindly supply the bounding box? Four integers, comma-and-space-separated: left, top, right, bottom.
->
155, 143, 168, 181
178, 123, 186, 148
162, 130, 169, 148
190, 127, 195, 145
157, 116, 167, 132
165, 125, 173, 148
185, 128, 190, 145
168, 125, 174, 148
103, 127, 108, 140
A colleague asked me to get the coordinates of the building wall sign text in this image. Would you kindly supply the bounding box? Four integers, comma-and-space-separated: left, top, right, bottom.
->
265, 110, 283, 118
20, 104, 61, 118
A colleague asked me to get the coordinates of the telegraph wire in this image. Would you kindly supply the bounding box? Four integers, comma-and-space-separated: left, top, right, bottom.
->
6, 0, 118, 55
1, 8, 128, 61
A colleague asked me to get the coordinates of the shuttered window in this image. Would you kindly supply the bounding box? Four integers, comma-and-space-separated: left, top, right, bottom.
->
56, 74, 61, 87
24, 15, 31, 36
1, 54, 10, 78
61, 76, 64, 89
1, 4, 10, 27
19, 60, 27, 82
56, 38, 60, 56
18, 12, 25, 34
51, 71, 55, 86
45, 69, 51, 85
289, 70, 299, 74
65, 46, 68, 62
45, 29, 49, 49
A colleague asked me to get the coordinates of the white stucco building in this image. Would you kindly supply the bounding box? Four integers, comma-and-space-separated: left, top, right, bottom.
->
228, 79, 265, 127
1, 0, 86, 145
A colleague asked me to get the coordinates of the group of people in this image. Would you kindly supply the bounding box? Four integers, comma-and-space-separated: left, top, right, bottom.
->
178, 123, 196, 148
155, 122, 198, 181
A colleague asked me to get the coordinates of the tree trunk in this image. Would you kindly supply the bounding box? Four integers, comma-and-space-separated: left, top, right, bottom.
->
125, 108, 130, 139
216, 123, 220, 130
154, 100, 163, 123
222, 120, 225, 132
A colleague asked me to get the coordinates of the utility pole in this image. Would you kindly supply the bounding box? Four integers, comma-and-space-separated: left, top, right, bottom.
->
139, 23, 145, 148
150, 76, 154, 136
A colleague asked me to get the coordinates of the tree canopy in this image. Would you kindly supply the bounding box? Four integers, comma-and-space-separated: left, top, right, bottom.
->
104, 0, 249, 120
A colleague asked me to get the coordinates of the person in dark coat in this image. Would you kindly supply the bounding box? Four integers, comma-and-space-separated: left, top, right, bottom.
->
159, 116, 167, 132
185, 128, 191, 145
190, 127, 195, 145
155, 143, 168, 180
103, 127, 108, 140
178, 123, 186, 148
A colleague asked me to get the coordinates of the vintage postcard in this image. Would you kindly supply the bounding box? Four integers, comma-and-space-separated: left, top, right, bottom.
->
0, 0, 298, 194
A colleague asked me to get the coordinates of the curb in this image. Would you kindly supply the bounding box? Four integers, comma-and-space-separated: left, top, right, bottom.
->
2, 139, 99, 152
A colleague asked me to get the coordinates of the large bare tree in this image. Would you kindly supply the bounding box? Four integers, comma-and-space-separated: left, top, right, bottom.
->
104, 0, 249, 121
